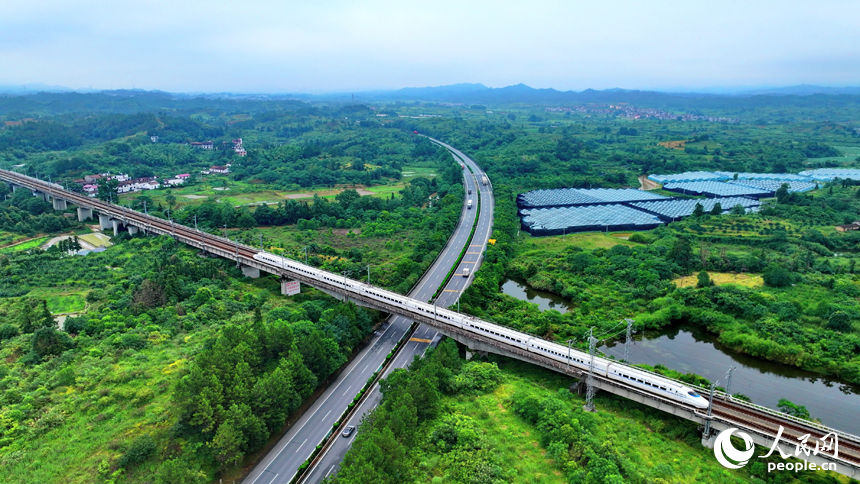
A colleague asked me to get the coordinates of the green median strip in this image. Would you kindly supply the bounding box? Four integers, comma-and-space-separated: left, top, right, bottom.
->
288, 146, 486, 484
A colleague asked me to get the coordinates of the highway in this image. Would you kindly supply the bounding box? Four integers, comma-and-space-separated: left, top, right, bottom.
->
243, 141, 492, 484
297, 139, 494, 483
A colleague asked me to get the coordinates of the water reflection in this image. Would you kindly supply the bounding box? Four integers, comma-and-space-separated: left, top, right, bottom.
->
600, 324, 860, 435
500, 277, 573, 314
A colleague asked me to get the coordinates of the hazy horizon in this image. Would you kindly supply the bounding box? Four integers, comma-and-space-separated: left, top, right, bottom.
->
2, 1, 859, 93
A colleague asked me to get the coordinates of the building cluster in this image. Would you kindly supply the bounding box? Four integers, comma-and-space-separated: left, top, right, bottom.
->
150, 136, 246, 157
544, 104, 738, 123
201, 164, 231, 175
73, 172, 193, 196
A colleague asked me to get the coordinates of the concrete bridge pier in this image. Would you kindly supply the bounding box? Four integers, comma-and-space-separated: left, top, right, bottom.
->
128, 225, 139, 235
112, 220, 122, 236
9, 183, 18, 192
98, 214, 113, 231
52, 197, 68, 210
241, 265, 261, 278
33, 190, 47, 201
465, 349, 488, 360
77, 207, 93, 221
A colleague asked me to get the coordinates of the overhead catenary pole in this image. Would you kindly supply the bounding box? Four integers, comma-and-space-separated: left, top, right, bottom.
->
585, 328, 597, 412
623, 318, 635, 363
704, 380, 720, 438
566, 339, 575, 368
724, 366, 736, 401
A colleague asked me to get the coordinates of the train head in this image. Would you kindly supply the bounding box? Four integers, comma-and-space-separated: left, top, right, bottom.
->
680, 386, 710, 409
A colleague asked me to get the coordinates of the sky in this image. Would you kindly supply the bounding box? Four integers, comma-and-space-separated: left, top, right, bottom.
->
1, 0, 859, 93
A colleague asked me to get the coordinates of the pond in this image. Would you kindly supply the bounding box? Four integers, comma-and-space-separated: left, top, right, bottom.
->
500, 277, 573, 314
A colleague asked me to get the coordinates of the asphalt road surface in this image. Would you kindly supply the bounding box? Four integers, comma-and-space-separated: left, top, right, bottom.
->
243, 143, 491, 484
298, 140, 494, 483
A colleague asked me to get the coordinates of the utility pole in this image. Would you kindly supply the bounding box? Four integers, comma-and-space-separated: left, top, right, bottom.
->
194, 215, 198, 231
724, 366, 736, 401
223, 225, 228, 239
566, 339, 575, 368
704, 380, 720, 438
259, 233, 263, 253
585, 328, 597, 412
623, 318, 635, 364
366, 265, 370, 284
301, 246, 309, 264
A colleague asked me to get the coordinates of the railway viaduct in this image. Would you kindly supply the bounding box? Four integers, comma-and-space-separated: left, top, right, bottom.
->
1, 168, 858, 478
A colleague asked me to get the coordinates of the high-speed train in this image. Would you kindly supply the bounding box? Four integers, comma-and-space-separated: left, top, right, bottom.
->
254, 251, 709, 409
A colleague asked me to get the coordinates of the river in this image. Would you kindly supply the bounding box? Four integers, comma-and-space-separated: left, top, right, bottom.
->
500, 278, 860, 435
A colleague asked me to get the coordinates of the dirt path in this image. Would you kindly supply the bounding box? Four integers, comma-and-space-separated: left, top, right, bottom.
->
638, 175, 661, 190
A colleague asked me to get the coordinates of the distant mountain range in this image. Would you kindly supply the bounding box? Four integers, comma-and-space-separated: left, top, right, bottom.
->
3, 82, 860, 101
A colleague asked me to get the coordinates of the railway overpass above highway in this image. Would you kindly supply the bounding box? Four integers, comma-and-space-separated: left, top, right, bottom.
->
1, 168, 858, 479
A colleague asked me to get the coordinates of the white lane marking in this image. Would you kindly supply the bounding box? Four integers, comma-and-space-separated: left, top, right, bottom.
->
342, 385, 352, 396
268, 473, 279, 484
295, 439, 307, 453
325, 465, 335, 478
322, 409, 331, 421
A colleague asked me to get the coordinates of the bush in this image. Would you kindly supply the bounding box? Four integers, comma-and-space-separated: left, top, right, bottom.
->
762, 264, 792, 288
118, 434, 156, 468
0, 323, 18, 341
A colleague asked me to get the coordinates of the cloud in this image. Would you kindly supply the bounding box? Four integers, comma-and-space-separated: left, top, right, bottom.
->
0, 0, 858, 92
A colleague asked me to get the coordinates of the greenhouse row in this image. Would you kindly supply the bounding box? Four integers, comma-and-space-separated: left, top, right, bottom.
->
647, 171, 729, 184
630, 197, 762, 221
516, 187, 668, 208
661, 181, 772, 198
713, 172, 814, 182
520, 204, 664, 236
728, 179, 817, 193
798, 168, 860, 182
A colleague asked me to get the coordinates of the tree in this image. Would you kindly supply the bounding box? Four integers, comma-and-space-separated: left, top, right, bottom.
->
827, 311, 852, 332
165, 190, 177, 211
730, 204, 746, 215
96, 178, 119, 203
133, 279, 166, 309
775, 183, 790, 203
692, 202, 705, 218
237, 210, 257, 229
154, 459, 207, 484
696, 270, 713, 288
710, 202, 723, 216
667, 237, 694, 273
777, 398, 810, 420
208, 419, 245, 470
31, 327, 73, 359
762, 264, 792, 288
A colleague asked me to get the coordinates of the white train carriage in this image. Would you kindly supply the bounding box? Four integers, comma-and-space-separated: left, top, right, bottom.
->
253, 251, 709, 409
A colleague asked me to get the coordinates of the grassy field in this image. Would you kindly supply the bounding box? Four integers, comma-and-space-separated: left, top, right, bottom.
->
78, 233, 113, 247
521, 232, 637, 251
0, 236, 52, 253
416, 360, 756, 484
119, 170, 432, 210
673, 271, 764, 288
27, 289, 89, 313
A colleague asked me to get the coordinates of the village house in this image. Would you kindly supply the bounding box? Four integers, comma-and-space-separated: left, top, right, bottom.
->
190, 141, 214, 150
836, 222, 860, 232
210, 165, 230, 174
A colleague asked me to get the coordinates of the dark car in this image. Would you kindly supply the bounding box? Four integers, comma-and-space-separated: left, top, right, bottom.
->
342, 425, 356, 438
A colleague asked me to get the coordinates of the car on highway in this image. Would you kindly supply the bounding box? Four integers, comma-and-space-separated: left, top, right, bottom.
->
342, 425, 356, 438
